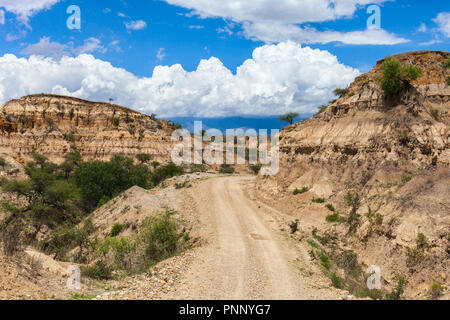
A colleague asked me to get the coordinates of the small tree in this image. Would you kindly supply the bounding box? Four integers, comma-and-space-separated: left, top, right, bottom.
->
250, 164, 262, 175
136, 153, 152, 164
379, 57, 421, 97
333, 87, 350, 98
279, 112, 299, 125
317, 105, 328, 114
0, 157, 6, 168
31, 152, 48, 168
151, 161, 161, 169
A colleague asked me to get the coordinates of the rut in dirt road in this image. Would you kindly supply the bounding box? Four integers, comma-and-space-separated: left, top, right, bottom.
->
162, 176, 312, 300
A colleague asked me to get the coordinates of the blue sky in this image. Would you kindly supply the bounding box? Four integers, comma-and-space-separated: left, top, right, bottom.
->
0, 0, 448, 126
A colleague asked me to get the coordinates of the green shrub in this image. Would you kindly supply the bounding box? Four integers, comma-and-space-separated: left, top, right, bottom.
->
3, 154, 84, 226
97, 236, 136, 271
319, 251, 331, 270
94, 209, 183, 274
346, 212, 361, 233
0, 221, 22, 256
374, 213, 383, 226
73, 155, 152, 210
406, 233, 430, 267
190, 164, 205, 173
355, 288, 383, 300
250, 164, 262, 175
379, 58, 403, 96
63, 133, 76, 142
406, 247, 425, 267
340, 251, 361, 277
307, 239, 319, 248
326, 212, 345, 223
330, 272, 343, 289
289, 220, 299, 234
112, 118, 120, 126
219, 164, 235, 174
110, 223, 124, 237
312, 197, 325, 203
344, 192, 361, 213
402, 64, 421, 81
326, 204, 336, 212
312, 228, 337, 246
175, 181, 192, 189
71, 293, 96, 300
367, 210, 384, 226
442, 59, 450, 69
385, 274, 407, 300
401, 174, 412, 184
0, 157, 6, 168
293, 187, 308, 195
127, 124, 136, 135
41, 221, 94, 261
2, 179, 33, 201
378, 57, 421, 96
141, 211, 179, 263
151, 162, 184, 186
416, 232, 430, 250
399, 133, 409, 145
136, 154, 152, 164
82, 260, 112, 280
151, 161, 161, 169
430, 282, 444, 299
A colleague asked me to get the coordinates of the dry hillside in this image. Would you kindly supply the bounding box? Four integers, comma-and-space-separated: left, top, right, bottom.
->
256, 50, 449, 297
0, 94, 176, 163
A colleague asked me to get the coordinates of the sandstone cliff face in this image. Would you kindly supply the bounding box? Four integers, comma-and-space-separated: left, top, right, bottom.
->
256, 51, 449, 296
0, 94, 176, 163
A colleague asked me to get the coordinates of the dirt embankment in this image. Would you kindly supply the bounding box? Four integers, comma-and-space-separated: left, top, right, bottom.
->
256, 50, 450, 298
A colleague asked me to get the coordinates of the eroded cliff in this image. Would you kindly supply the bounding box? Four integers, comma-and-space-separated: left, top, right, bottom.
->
0, 94, 176, 163
256, 51, 450, 297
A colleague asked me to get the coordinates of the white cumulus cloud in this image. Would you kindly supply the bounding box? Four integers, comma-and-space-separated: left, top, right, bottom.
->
243, 23, 408, 45
433, 12, 450, 37
125, 19, 147, 31
21, 37, 106, 58
164, 0, 408, 45
0, 42, 360, 117
0, 0, 60, 22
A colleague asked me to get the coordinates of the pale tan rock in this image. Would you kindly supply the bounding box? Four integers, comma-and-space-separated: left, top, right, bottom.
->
0, 94, 176, 163
256, 50, 450, 298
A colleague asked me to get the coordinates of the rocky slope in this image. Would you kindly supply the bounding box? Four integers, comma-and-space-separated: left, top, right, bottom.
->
0, 94, 176, 163
256, 51, 449, 298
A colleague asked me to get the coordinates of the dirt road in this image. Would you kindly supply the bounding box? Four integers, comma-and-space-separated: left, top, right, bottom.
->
161, 176, 333, 300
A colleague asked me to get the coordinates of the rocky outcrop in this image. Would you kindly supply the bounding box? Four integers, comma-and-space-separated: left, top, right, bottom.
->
256, 51, 450, 297
0, 94, 176, 163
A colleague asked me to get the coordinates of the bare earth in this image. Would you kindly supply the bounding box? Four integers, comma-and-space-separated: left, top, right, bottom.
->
159, 176, 339, 300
